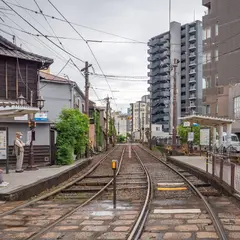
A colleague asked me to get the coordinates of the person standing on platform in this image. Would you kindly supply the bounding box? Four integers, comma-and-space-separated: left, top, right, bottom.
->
14, 132, 25, 173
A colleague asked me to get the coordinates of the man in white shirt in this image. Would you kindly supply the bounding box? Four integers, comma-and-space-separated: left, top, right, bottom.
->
14, 132, 25, 173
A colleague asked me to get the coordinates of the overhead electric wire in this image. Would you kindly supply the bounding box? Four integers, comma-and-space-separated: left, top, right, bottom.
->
33, 0, 64, 49
0, 11, 70, 64
1, 0, 85, 63
5, 1, 146, 44
39, 59, 71, 90
47, 0, 118, 109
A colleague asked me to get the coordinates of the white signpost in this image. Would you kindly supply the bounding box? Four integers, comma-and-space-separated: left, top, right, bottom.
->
188, 132, 194, 142
200, 129, 210, 146
0, 127, 9, 173
0, 130, 7, 160
183, 122, 191, 127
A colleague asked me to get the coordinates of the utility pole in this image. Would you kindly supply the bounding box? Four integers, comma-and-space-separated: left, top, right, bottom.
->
27, 90, 37, 170
81, 61, 92, 157
172, 58, 179, 153
106, 96, 110, 151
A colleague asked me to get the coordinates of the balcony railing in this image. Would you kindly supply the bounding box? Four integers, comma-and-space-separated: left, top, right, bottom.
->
189, 27, 196, 33
189, 69, 196, 75
189, 86, 196, 91
189, 44, 196, 49
189, 61, 196, 66
189, 77, 196, 83
189, 52, 196, 58
189, 36, 196, 42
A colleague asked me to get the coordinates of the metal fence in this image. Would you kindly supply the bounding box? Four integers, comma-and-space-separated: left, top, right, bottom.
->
208, 154, 240, 194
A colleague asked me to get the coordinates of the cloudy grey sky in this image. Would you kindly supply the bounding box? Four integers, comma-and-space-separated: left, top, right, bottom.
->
0, 0, 204, 112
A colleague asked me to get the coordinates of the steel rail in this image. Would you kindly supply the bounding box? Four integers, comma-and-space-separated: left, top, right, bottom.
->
127, 148, 153, 240
0, 146, 119, 218
138, 145, 227, 240
26, 147, 126, 240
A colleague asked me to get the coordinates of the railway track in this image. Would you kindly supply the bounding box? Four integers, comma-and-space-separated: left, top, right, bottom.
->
131, 145, 229, 240
0, 146, 125, 239
2, 144, 240, 239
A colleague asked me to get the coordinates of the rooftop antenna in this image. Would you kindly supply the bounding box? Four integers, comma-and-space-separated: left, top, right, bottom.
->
193, 10, 196, 21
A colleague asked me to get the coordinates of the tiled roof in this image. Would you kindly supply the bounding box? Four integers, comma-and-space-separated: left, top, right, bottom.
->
40, 71, 74, 84
0, 35, 53, 68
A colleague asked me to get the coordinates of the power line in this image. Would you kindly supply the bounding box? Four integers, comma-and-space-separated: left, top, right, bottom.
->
90, 73, 148, 79
0, 22, 147, 45
33, 0, 64, 49
47, 0, 118, 109
1, 0, 85, 63
5, 1, 146, 44
39, 59, 71, 90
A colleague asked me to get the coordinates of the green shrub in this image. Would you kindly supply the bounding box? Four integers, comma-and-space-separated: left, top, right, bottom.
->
56, 109, 89, 165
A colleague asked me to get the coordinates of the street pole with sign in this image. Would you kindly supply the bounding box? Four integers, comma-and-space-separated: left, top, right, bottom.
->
112, 160, 118, 209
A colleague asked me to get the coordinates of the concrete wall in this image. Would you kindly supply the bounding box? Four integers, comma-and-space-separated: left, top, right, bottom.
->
0, 122, 50, 146
229, 84, 240, 133
40, 82, 71, 122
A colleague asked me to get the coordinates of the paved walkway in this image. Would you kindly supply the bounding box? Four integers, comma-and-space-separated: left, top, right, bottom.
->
0, 159, 88, 194
172, 156, 212, 174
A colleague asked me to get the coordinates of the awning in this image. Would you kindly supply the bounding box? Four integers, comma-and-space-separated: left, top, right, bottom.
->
0, 105, 39, 118
179, 114, 234, 127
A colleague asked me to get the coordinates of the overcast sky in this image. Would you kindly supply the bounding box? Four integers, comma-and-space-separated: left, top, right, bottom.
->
0, 0, 204, 112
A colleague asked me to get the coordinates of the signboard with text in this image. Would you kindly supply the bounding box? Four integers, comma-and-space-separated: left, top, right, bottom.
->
34, 112, 48, 121
188, 132, 194, 142
0, 129, 7, 160
200, 129, 210, 146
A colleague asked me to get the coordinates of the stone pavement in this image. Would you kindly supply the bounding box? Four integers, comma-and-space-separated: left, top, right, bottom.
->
36, 200, 141, 240
0, 158, 90, 200
140, 198, 218, 240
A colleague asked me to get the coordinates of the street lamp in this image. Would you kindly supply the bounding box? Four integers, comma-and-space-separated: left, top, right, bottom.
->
17, 94, 27, 106
37, 96, 45, 110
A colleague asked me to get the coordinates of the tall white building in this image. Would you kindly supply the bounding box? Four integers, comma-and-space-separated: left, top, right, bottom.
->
130, 95, 150, 142
112, 112, 128, 137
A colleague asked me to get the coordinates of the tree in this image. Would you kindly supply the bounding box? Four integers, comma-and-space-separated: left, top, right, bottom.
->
56, 109, 89, 165
117, 134, 126, 143
177, 124, 200, 145
94, 110, 103, 149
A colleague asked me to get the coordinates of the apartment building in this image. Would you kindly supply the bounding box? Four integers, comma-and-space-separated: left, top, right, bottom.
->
202, 0, 240, 117
112, 111, 128, 137
148, 20, 203, 133
130, 95, 150, 141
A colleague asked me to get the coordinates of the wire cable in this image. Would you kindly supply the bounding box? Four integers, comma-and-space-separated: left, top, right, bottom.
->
47, 0, 118, 109
5, 1, 146, 44
39, 59, 71, 90
1, 0, 85, 63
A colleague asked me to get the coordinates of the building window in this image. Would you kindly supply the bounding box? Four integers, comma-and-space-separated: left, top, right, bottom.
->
234, 96, 240, 119
206, 105, 210, 114
215, 24, 219, 36
203, 53, 206, 64
215, 49, 219, 61
206, 52, 211, 63
203, 27, 211, 40
216, 104, 218, 114
206, 77, 211, 88
215, 74, 219, 86
156, 127, 161, 131
203, 78, 206, 89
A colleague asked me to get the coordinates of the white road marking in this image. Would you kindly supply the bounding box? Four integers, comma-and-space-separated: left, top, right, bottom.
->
154, 209, 201, 214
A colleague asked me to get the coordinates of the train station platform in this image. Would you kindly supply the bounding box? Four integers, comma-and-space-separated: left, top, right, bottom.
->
170, 156, 212, 174
0, 158, 92, 201
168, 155, 240, 195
